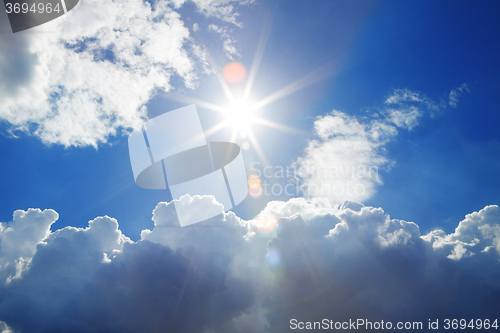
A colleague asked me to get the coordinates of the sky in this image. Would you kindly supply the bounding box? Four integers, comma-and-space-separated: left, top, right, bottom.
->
0, 0, 499, 332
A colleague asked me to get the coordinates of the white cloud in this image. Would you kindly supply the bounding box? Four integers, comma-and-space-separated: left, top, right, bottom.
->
423, 204, 500, 259
385, 106, 421, 130
384, 88, 441, 129
192, 0, 253, 27
385, 88, 434, 107
449, 83, 470, 108
208, 24, 241, 58
0, 321, 13, 333
0, 209, 58, 283
293, 86, 470, 205
1, 199, 499, 332
0, 0, 248, 147
294, 111, 397, 204
384, 85, 470, 127
0, 199, 254, 332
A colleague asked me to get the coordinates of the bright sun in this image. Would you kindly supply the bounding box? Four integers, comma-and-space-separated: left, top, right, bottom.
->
224, 99, 257, 131
169, 58, 305, 159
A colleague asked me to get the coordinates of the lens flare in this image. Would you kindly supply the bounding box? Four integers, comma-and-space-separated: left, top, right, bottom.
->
262, 247, 285, 284
266, 248, 282, 267
253, 216, 283, 237
222, 62, 247, 84
248, 174, 263, 198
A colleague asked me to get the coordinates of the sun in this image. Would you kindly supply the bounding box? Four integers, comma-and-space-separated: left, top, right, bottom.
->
166, 54, 312, 162
224, 99, 257, 131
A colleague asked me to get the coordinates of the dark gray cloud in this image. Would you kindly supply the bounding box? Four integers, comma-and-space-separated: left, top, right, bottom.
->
0, 210, 253, 333
0, 199, 499, 332
259, 205, 500, 330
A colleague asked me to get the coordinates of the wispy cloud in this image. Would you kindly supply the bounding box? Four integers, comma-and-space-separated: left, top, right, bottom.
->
192, 0, 253, 28
384, 106, 421, 130
384, 88, 440, 129
448, 83, 470, 108
385, 88, 437, 108
208, 24, 241, 59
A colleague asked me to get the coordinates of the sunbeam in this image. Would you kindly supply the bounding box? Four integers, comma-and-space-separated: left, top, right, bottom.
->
254, 59, 339, 110
162, 22, 339, 167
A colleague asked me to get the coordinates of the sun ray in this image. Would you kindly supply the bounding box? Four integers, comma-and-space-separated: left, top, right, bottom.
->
243, 14, 273, 101
165, 93, 226, 113
230, 127, 239, 143
254, 59, 339, 110
205, 52, 236, 103
202, 120, 231, 138
254, 117, 307, 136
246, 129, 269, 165
161, 23, 339, 168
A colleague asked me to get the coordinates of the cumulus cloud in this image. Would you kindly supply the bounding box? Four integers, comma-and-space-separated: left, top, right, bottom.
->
0, 198, 499, 332
0, 209, 58, 284
423, 204, 500, 259
0, 0, 249, 147
259, 202, 500, 329
0, 200, 255, 333
294, 110, 397, 204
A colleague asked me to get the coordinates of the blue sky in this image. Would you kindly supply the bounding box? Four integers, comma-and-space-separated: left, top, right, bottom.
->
2, 0, 498, 237
1, 1, 500, 332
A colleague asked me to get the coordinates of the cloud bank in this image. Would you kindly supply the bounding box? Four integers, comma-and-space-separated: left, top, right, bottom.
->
1, 197, 499, 332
